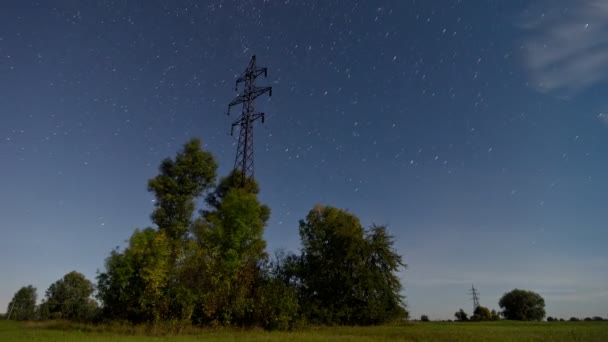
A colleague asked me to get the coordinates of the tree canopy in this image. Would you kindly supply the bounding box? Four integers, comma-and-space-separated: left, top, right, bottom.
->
42, 271, 96, 321
97, 140, 281, 327
93, 139, 408, 329
148, 138, 217, 242
454, 308, 468, 322
498, 289, 545, 321
6, 285, 37, 321
293, 205, 407, 325
471, 306, 492, 321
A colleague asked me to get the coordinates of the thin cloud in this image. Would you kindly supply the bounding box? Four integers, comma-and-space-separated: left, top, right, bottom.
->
598, 113, 608, 126
520, 0, 608, 94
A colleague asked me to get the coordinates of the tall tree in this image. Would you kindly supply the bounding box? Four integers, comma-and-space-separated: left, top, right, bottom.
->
148, 138, 217, 242
187, 171, 271, 325
6, 285, 37, 321
44, 271, 96, 321
97, 139, 217, 323
498, 289, 546, 321
295, 205, 407, 325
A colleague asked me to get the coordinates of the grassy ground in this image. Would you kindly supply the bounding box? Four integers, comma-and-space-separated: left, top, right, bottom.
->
1, 319, 607, 341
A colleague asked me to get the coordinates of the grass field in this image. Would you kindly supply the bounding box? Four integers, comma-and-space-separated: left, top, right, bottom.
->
1, 320, 607, 341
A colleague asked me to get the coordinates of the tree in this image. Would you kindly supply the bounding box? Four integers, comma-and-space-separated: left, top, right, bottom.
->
97, 139, 218, 323
188, 171, 271, 326
294, 205, 407, 325
498, 289, 545, 321
569, 317, 580, 321
148, 138, 217, 243
97, 228, 172, 322
471, 306, 492, 321
547, 316, 555, 322
6, 285, 37, 321
454, 309, 468, 322
490, 309, 500, 321
420, 315, 429, 322
44, 271, 96, 321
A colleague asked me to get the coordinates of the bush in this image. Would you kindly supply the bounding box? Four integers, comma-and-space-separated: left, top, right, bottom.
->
569, 317, 580, 322
592, 316, 604, 321
420, 315, 429, 322
255, 278, 300, 330
471, 306, 492, 321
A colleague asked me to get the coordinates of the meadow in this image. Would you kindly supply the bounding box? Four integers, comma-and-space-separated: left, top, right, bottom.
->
1, 320, 607, 341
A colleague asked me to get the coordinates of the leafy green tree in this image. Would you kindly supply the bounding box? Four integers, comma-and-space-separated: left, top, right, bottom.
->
188, 171, 271, 326
295, 205, 407, 325
148, 138, 217, 243
97, 139, 217, 323
454, 309, 468, 321
471, 306, 492, 321
420, 315, 429, 322
6, 285, 37, 321
44, 271, 96, 321
97, 228, 172, 322
498, 289, 546, 321
569, 317, 580, 321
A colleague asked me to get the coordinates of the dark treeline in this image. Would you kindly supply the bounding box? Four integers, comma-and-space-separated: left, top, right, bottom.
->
6, 139, 408, 329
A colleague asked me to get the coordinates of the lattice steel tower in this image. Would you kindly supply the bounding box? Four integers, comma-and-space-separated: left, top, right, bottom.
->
469, 284, 480, 311
226, 55, 272, 187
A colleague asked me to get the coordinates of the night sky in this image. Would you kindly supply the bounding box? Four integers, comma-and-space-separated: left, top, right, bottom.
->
1, 0, 608, 320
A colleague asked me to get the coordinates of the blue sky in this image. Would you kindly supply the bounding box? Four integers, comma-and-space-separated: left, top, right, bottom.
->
1, 0, 607, 320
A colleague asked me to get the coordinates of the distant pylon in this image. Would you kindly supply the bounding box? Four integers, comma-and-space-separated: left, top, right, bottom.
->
226, 55, 272, 187
469, 284, 480, 311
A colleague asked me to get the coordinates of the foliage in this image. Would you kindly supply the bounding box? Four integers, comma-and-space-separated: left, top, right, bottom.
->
293, 205, 407, 325
421, 315, 430, 322
253, 277, 301, 330
184, 172, 272, 326
147, 138, 217, 242
454, 309, 468, 322
471, 306, 492, 321
97, 228, 172, 322
96, 139, 407, 329
569, 317, 580, 322
490, 309, 500, 321
43, 271, 96, 321
6, 285, 37, 321
97, 139, 218, 324
498, 289, 545, 321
